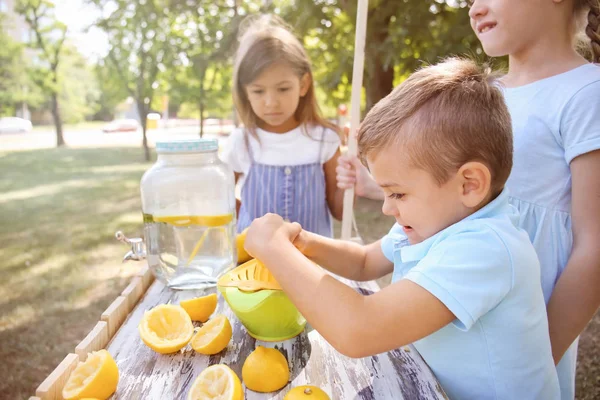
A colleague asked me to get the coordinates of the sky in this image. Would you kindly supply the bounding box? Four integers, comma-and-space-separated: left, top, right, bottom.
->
54, 0, 109, 60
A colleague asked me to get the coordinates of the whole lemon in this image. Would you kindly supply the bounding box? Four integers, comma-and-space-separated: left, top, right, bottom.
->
284, 386, 331, 400
236, 228, 252, 264
242, 346, 290, 392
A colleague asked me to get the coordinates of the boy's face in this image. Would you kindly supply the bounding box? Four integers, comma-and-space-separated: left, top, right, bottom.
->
368, 147, 471, 245
245, 62, 310, 133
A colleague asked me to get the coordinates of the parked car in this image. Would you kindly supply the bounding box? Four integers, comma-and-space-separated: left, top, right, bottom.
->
102, 119, 140, 133
0, 117, 33, 134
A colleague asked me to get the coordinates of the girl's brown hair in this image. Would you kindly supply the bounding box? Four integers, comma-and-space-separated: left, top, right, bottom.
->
232, 14, 338, 139
575, 0, 600, 62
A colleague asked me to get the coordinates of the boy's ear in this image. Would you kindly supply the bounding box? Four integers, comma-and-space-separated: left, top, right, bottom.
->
457, 162, 492, 208
300, 73, 311, 97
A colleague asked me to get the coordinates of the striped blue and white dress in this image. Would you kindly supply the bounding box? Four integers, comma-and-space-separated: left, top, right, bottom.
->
221, 124, 340, 237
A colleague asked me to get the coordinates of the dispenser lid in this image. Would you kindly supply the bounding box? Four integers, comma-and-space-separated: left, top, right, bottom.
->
217, 259, 282, 292
156, 139, 218, 154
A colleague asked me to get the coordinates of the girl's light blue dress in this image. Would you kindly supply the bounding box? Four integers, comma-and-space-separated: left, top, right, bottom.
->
503, 63, 600, 400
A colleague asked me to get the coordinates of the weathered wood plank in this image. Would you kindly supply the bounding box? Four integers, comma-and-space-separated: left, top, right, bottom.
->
35, 353, 79, 400
106, 279, 447, 400
101, 296, 129, 338
121, 276, 144, 312
75, 321, 109, 360
136, 264, 155, 292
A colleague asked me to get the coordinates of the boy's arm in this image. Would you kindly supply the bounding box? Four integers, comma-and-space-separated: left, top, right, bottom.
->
294, 229, 393, 282
257, 239, 455, 358
245, 214, 512, 359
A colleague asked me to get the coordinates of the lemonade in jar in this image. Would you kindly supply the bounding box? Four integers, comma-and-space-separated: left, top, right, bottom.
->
140, 139, 236, 290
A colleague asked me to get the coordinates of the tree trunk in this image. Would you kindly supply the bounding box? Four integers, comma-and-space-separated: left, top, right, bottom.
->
365, 61, 394, 113
50, 91, 65, 147
365, 15, 394, 113
139, 102, 150, 161
199, 99, 205, 137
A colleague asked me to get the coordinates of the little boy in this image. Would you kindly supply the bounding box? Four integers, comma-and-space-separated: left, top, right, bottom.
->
244, 58, 560, 399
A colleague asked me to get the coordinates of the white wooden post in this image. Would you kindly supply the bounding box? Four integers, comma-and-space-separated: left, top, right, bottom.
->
341, 0, 369, 240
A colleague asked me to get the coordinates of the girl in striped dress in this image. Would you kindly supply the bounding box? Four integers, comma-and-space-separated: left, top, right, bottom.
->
222, 15, 344, 237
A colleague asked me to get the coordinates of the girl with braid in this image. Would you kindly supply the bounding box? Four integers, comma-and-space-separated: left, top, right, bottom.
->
336, 1, 600, 398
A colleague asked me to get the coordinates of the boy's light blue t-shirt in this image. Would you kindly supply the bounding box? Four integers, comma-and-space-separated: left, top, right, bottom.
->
381, 190, 560, 400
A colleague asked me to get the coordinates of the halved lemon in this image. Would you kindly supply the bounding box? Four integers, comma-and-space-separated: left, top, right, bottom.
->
139, 304, 194, 354
187, 364, 243, 400
62, 350, 119, 400
180, 293, 218, 322
236, 228, 252, 264
191, 314, 232, 355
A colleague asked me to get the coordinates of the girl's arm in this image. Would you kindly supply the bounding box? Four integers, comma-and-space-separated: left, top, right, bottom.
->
546, 150, 600, 363
244, 215, 455, 358
324, 149, 345, 220
294, 229, 393, 282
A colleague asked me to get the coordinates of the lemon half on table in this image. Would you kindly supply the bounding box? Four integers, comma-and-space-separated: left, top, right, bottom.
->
62, 350, 119, 400
138, 304, 194, 354
187, 364, 243, 400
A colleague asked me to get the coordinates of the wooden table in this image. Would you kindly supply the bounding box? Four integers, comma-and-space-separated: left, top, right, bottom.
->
107, 277, 447, 400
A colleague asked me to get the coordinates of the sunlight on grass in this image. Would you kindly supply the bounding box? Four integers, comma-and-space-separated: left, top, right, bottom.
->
8, 253, 70, 288
114, 211, 145, 226
0, 303, 36, 331
89, 164, 149, 174
0, 179, 98, 204
0, 147, 152, 398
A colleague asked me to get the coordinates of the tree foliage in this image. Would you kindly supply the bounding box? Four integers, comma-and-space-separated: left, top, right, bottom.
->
16, 0, 67, 146
90, 0, 175, 160
280, 0, 481, 112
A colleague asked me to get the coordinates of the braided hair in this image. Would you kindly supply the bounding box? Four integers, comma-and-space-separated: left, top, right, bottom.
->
577, 0, 600, 62
586, 0, 600, 62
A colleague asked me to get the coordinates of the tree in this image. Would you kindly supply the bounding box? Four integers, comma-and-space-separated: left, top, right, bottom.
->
92, 59, 129, 121
281, 0, 481, 112
168, 1, 255, 136
57, 44, 102, 123
16, 0, 67, 147
91, 0, 174, 161
0, 14, 28, 116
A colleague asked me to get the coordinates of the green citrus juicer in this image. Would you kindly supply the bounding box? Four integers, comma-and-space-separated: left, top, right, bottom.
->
217, 259, 306, 342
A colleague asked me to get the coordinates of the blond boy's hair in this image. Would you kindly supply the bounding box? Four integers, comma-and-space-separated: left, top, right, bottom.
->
358, 58, 513, 194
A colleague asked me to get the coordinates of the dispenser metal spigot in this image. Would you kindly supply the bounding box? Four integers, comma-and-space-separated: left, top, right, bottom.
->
115, 231, 146, 262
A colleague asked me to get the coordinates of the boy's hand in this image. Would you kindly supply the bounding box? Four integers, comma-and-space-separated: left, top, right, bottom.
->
244, 214, 302, 259
292, 229, 310, 254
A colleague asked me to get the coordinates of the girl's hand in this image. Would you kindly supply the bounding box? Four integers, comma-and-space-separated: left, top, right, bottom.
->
244, 214, 302, 259
335, 153, 360, 190
336, 153, 385, 200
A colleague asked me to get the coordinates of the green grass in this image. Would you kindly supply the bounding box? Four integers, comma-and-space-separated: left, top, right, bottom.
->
0, 147, 154, 399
